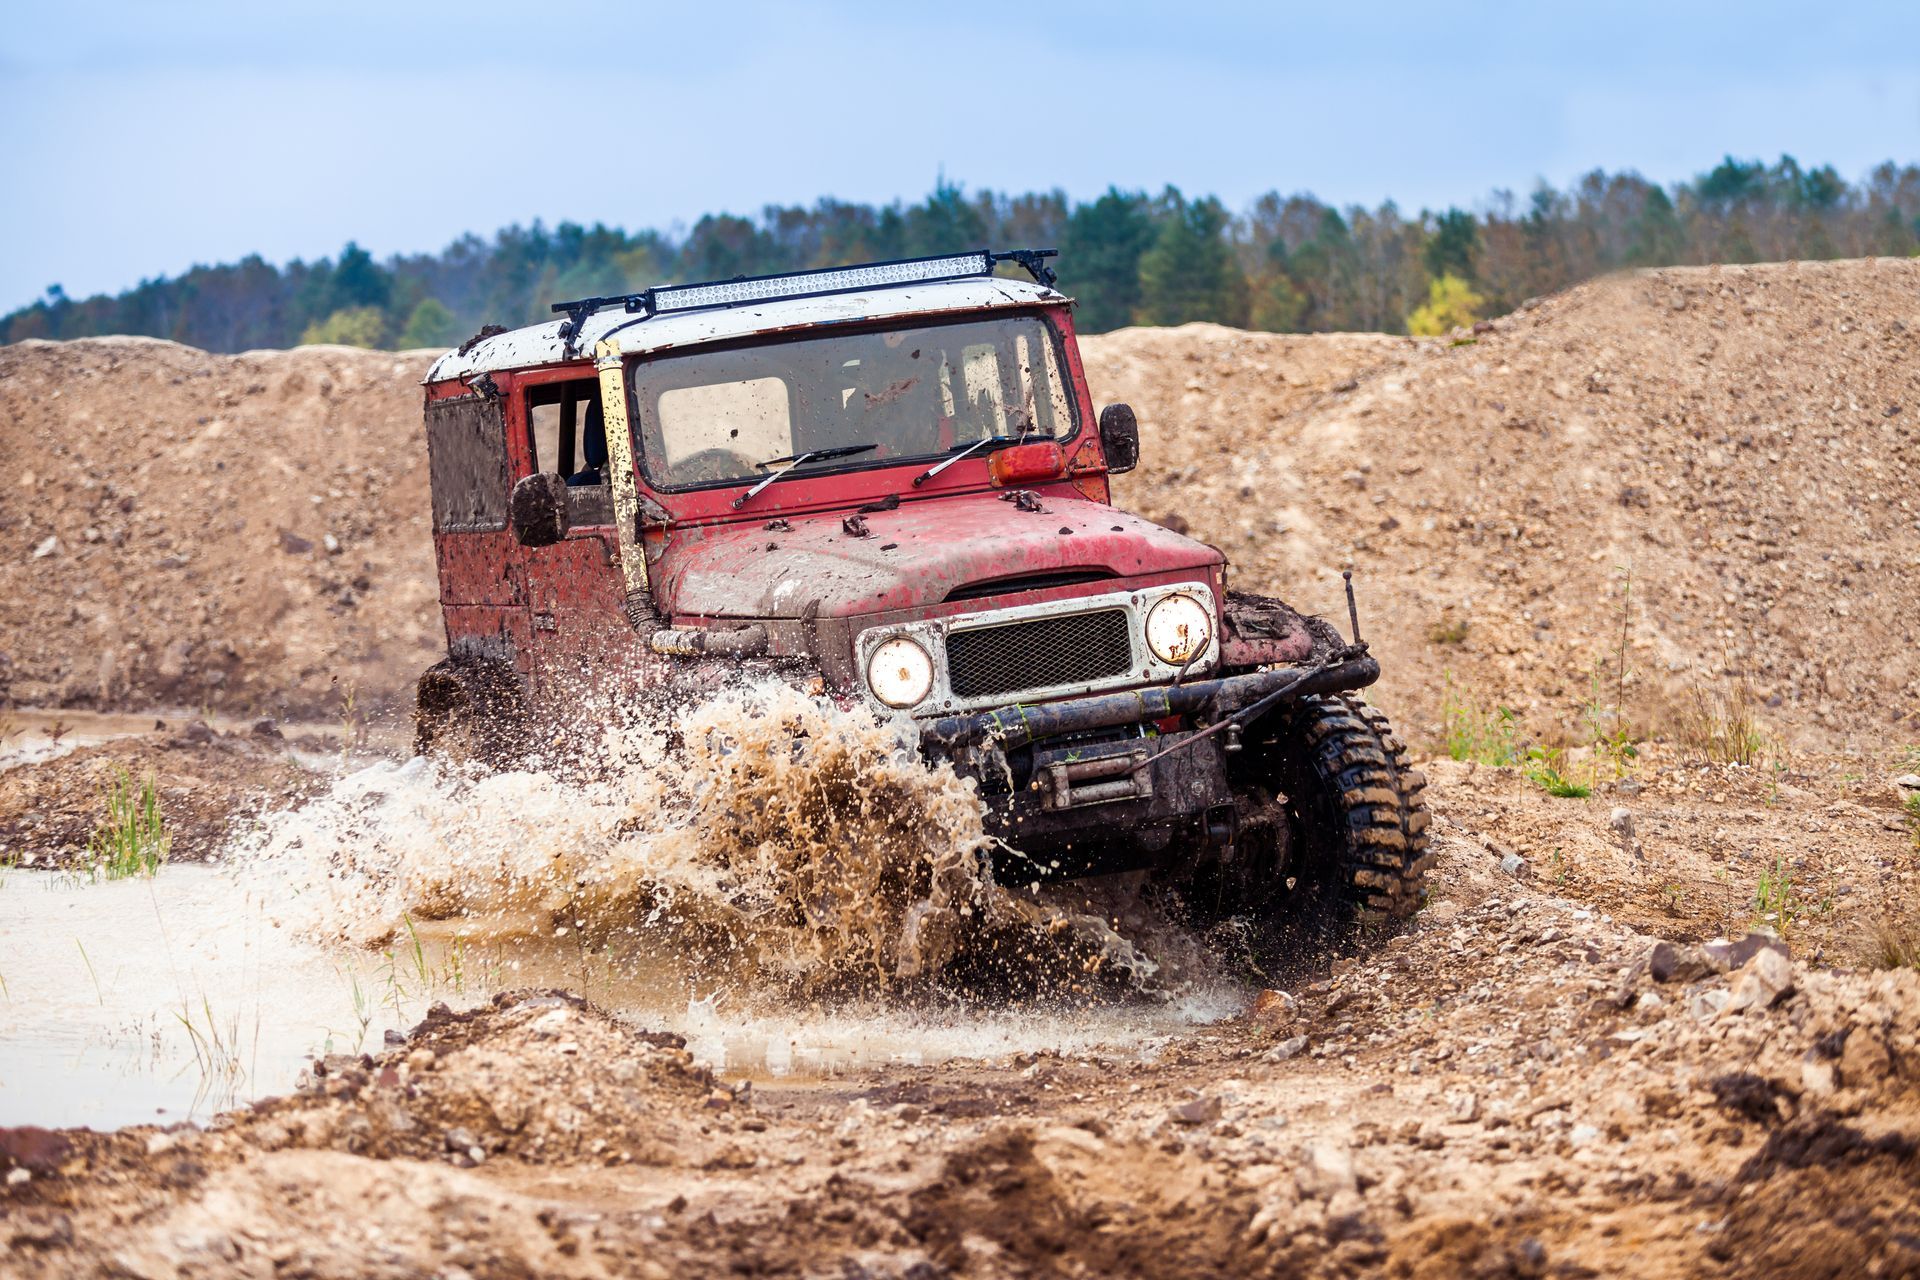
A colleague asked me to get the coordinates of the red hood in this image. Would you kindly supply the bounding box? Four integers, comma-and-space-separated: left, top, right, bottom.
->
655, 492, 1222, 620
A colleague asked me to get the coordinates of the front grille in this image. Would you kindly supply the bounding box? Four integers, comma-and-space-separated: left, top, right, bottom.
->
945, 608, 1134, 699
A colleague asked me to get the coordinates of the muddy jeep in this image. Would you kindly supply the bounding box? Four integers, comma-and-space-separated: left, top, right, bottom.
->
415, 250, 1430, 930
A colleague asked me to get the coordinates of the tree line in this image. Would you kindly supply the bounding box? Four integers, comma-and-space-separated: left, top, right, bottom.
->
6, 156, 1917, 352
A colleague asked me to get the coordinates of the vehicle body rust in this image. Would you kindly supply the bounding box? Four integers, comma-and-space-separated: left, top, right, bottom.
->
414, 253, 1431, 922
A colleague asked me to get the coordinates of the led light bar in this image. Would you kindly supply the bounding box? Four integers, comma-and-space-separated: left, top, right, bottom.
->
652, 252, 991, 314
550, 249, 1057, 354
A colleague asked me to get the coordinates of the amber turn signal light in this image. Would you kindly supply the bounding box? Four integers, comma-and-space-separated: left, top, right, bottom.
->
988, 441, 1064, 487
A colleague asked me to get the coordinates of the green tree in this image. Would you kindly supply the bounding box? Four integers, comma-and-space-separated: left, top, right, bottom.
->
1248, 240, 1308, 332
1626, 187, 1686, 265
300, 306, 387, 348
1059, 187, 1158, 333
1423, 208, 1479, 280
1406, 273, 1484, 336
327, 242, 391, 311
396, 297, 461, 348
1135, 189, 1248, 327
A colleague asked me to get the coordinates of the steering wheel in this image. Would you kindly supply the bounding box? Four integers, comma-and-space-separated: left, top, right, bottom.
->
673, 448, 762, 485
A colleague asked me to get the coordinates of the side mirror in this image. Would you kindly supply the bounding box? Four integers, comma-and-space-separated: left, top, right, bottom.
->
509, 473, 571, 548
1098, 403, 1140, 474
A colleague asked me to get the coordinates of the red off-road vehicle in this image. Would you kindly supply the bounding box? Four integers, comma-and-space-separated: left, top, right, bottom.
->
416, 250, 1430, 929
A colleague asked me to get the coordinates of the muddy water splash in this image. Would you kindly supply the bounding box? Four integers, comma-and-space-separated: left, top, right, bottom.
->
245, 682, 1179, 1000
1, 686, 1239, 1130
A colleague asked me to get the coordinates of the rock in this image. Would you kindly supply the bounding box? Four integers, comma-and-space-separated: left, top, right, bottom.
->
1800, 1050, 1837, 1098
1500, 852, 1529, 878
323, 533, 343, 555
1172, 1096, 1222, 1126
1839, 1028, 1891, 1086
30, 535, 59, 560
1249, 989, 1298, 1031
1608, 807, 1634, 839
0, 1126, 72, 1174
7, 1212, 72, 1246
1892, 774, 1920, 791
1446, 1090, 1480, 1123
6, 1167, 30, 1187
406, 1047, 436, 1074
1322, 989, 1355, 1016
383, 1028, 408, 1048
1689, 989, 1731, 1022
1298, 1142, 1357, 1198
1703, 931, 1787, 974
443, 1127, 478, 1154
145, 1131, 179, 1156
1569, 1124, 1600, 1148
1634, 990, 1664, 1012
1266, 1035, 1309, 1062
1648, 940, 1713, 984
251, 718, 282, 738
1724, 947, 1794, 1013
702, 1090, 734, 1112
278, 529, 314, 555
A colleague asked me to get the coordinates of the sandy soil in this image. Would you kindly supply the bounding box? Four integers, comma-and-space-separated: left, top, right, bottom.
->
1095, 259, 1920, 756
2, 730, 1916, 1278
0, 338, 439, 720
3, 260, 1920, 1277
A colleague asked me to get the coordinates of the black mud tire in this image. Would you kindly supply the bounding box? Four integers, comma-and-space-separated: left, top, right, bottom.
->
1176, 693, 1432, 943
1274, 693, 1432, 928
413, 659, 525, 768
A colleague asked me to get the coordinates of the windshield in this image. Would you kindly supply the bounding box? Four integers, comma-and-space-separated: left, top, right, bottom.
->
628, 314, 1077, 489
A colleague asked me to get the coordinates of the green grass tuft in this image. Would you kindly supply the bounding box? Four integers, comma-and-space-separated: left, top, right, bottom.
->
86, 769, 171, 881
1442, 677, 1521, 765
1523, 745, 1592, 799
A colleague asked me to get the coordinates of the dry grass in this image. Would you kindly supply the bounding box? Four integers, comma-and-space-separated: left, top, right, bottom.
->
1675, 665, 1768, 766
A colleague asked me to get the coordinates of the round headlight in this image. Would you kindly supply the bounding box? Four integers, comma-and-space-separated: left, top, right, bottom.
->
1145, 592, 1213, 665
866, 636, 935, 708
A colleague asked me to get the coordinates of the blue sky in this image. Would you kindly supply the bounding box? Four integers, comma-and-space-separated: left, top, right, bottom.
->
3, 1, 1917, 311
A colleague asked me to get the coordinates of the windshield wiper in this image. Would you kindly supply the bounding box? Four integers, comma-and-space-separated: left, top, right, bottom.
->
732, 442, 878, 509
910, 434, 1030, 488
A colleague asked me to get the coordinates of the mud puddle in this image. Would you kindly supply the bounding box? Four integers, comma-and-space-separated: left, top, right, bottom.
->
0, 865, 421, 1129
0, 863, 1239, 1131
2, 682, 1243, 1130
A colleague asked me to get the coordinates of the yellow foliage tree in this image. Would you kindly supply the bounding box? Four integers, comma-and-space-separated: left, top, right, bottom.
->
300, 306, 387, 348
1405, 273, 1485, 336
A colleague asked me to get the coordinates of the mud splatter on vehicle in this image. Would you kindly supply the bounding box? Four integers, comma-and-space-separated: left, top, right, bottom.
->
412, 251, 1428, 946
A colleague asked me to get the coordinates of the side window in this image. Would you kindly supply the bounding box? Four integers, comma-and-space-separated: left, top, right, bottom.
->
525, 379, 612, 526
426, 396, 509, 533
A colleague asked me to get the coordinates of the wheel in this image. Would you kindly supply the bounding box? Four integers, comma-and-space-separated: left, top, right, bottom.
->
1191, 694, 1431, 936
1272, 694, 1433, 924
413, 659, 525, 767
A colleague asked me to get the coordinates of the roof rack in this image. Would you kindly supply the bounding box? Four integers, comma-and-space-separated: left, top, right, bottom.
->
551, 248, 1058, 354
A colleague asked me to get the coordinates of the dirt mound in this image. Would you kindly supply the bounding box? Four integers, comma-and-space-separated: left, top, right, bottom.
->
1089, 258, 1920, 754
0, 337, 438, 720
4, 259, 1916, 758
0, 722, 317, 867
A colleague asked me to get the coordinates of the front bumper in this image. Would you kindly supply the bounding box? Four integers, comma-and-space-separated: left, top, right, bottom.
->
920, 654, 1379, 754
920, 655, 1380, 869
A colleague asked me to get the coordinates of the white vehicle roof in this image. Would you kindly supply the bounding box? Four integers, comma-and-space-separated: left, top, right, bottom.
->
425, 276, 1066, 383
